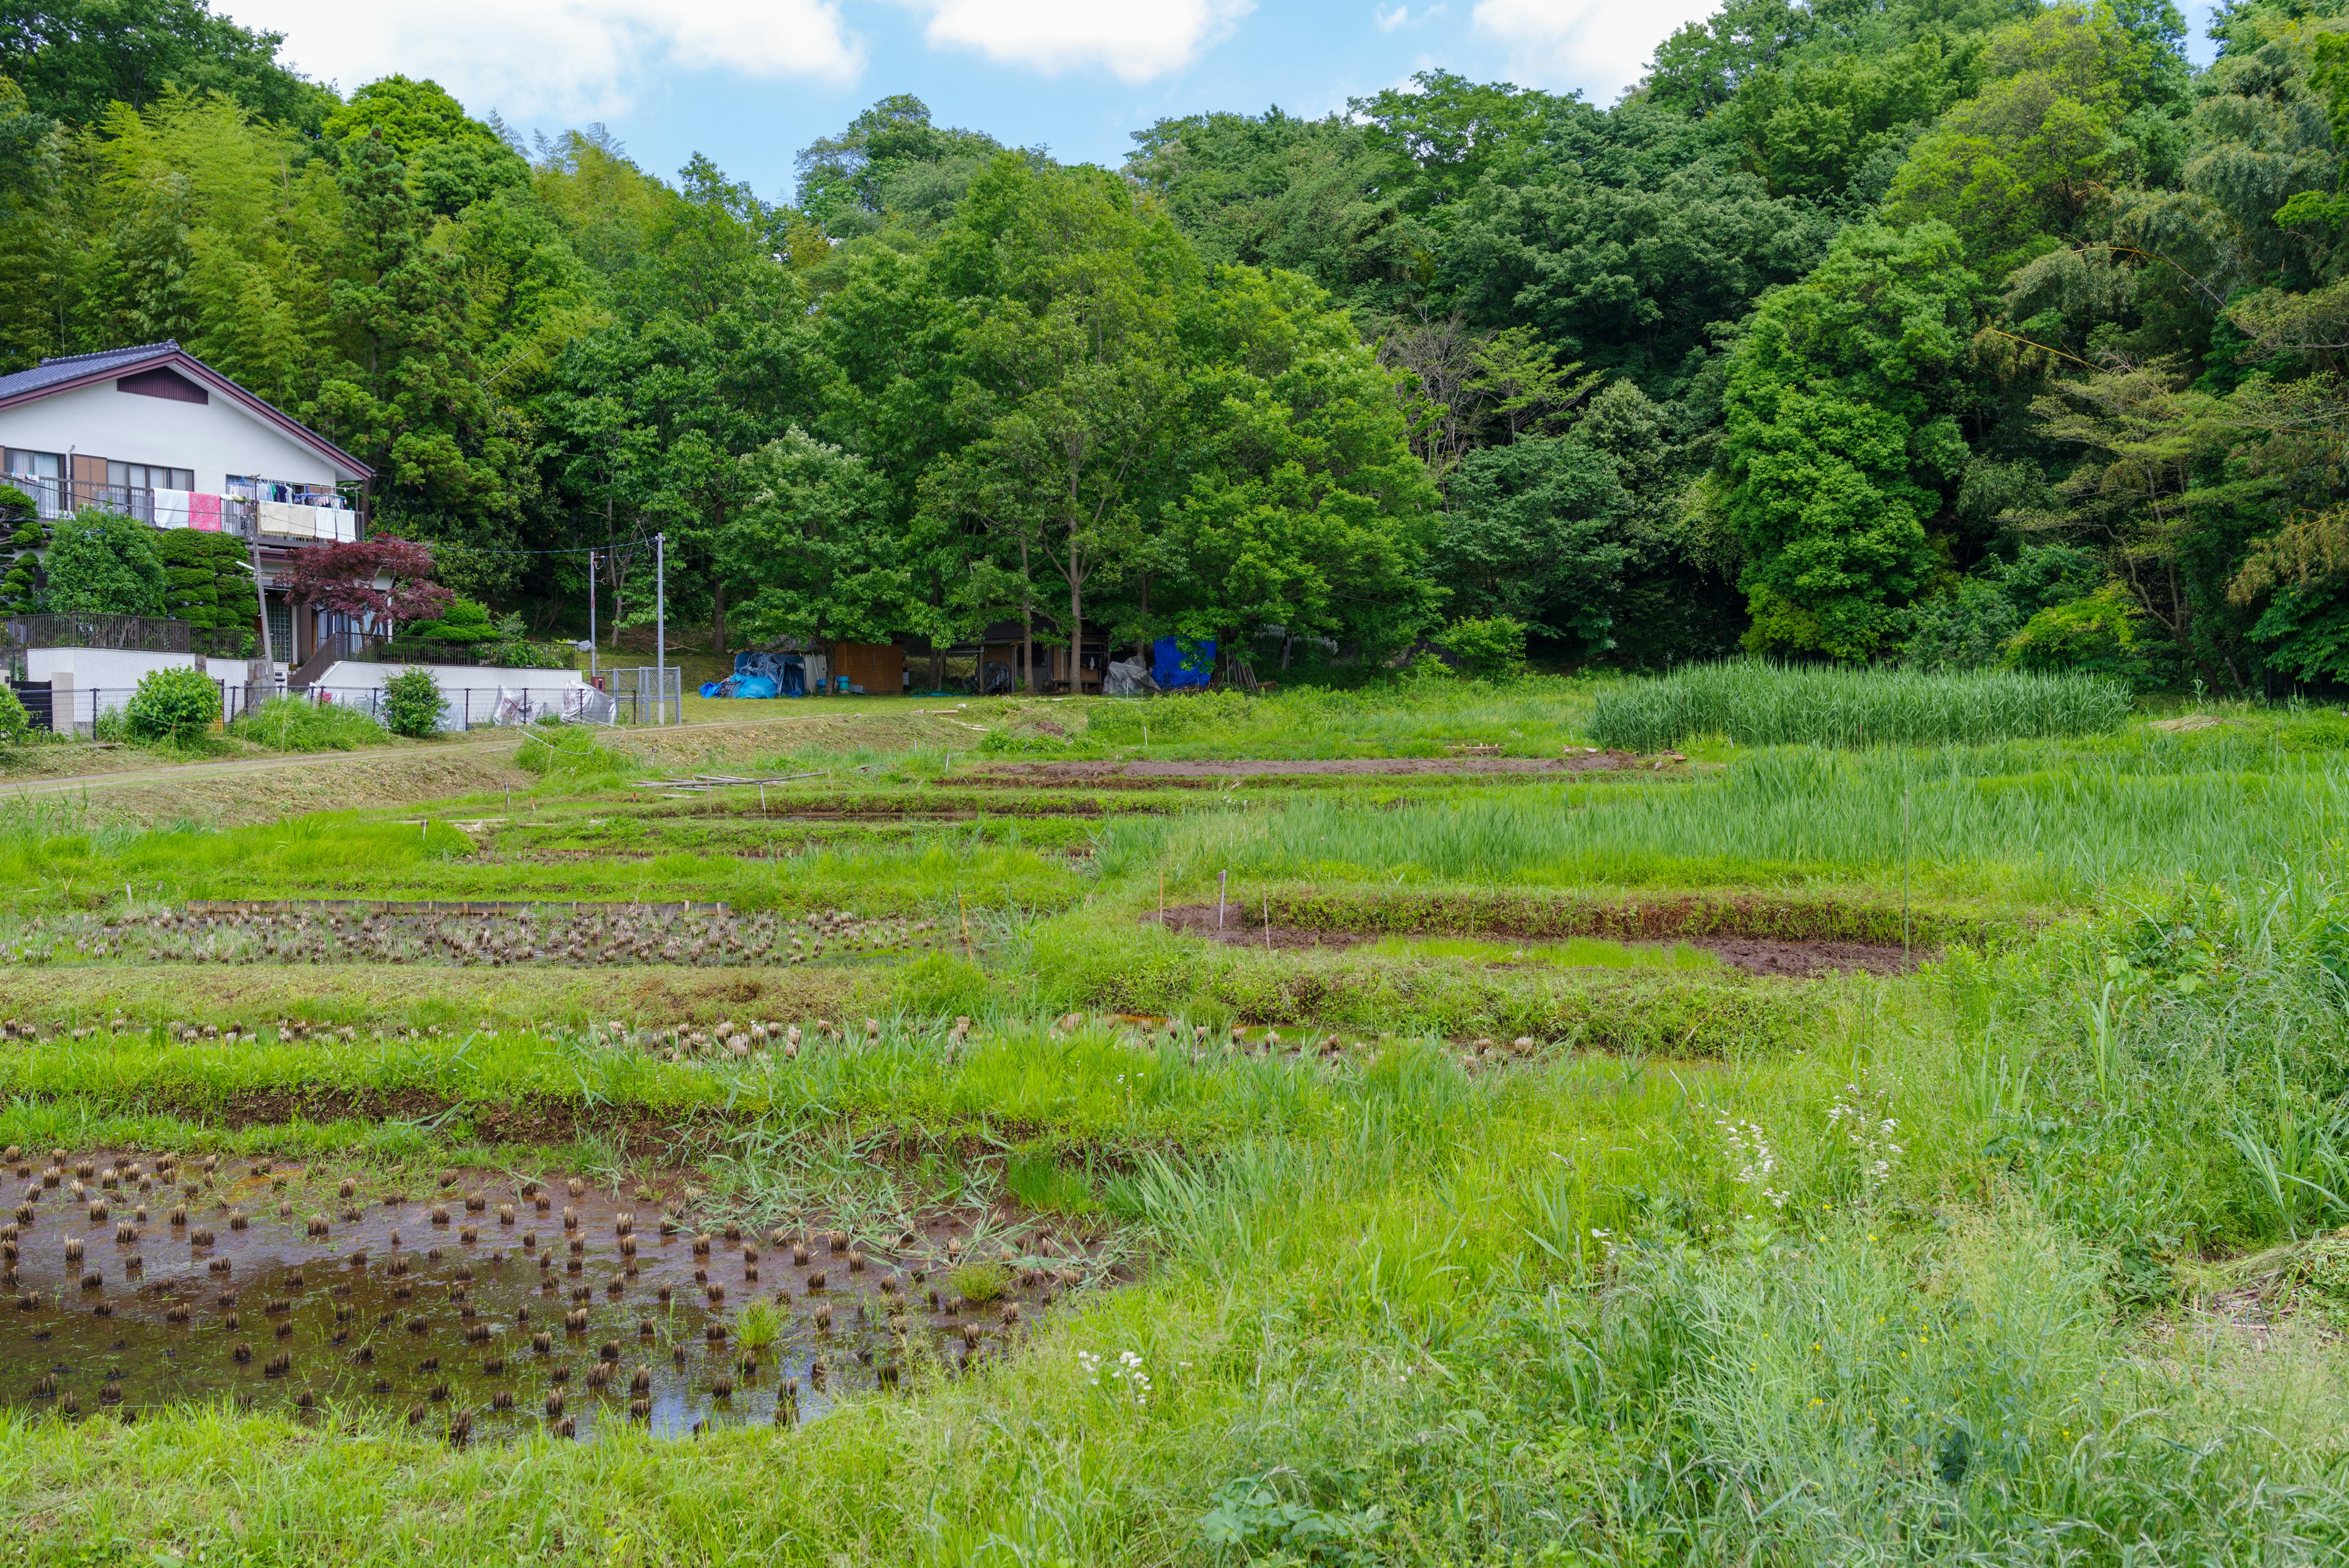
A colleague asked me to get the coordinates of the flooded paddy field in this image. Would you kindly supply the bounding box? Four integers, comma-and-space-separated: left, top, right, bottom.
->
0, 1148, 1104, 1440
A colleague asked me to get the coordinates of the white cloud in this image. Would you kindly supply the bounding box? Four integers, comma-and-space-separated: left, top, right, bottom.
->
902, 0, 1253, 81
221, 0, 864, 122
1471, 0, 1719, 100
1375, 4, 1410, 30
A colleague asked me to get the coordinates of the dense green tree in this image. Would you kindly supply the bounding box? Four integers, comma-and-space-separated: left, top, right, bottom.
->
1722, 220, 1981, 658
0, 0, 331, 130
42, 508, 166, 612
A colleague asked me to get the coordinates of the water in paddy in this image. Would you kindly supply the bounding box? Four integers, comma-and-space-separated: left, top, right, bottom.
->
0, 1152, 1083, 1441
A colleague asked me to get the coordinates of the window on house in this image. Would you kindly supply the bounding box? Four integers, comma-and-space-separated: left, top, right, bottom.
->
106, 461, 194, 492
4, 450, 61, 480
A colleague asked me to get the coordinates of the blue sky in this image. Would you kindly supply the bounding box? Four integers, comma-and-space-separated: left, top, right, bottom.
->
218, 0, 2229, 206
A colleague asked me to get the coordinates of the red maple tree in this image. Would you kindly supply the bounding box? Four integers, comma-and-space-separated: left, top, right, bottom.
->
283, 536, 453, 630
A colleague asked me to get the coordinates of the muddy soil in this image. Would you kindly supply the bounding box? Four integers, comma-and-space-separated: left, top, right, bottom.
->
0, 1151, 1100, 1441
976, 752, 1647, 782
1147, 907, 1925, 976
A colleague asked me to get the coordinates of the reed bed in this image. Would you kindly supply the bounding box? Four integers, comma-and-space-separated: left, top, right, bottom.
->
1591, 661, 2133, 749
1119, 738, 2349, 901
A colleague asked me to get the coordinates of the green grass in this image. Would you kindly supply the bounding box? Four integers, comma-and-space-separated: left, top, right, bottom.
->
1110, 733, 2349, 902
1362, 932, 1727, 972
226, 694, 390, 752
1592, 659, 2134, 749
2, 678, 2349, 1563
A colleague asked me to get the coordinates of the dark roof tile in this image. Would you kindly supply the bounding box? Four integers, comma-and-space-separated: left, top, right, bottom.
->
0, 341, 183, 402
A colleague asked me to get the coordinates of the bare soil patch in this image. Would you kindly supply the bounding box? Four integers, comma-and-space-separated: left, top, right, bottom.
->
1147, 905, 1926, 976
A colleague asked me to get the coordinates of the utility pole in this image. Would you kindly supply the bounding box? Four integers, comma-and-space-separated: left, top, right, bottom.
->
654, 532, 666, 726
586, 548, 597, 683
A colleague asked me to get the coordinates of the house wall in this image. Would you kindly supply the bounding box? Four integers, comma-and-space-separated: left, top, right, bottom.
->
20, 648, 272, 733
310, 661, 583, 696
0, 378, 344, 491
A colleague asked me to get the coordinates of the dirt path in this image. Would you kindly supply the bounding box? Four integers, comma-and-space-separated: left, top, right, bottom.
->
0, 710, 928, 801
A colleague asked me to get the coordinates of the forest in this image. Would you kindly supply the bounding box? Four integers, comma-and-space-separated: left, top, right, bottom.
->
0, 0, 2343, 693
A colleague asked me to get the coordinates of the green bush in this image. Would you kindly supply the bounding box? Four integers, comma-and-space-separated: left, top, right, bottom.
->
154, 529, 255, 631
382, 667, 445, 737
228, 694, 387, 752
2002, 584, 2155, 688
1435, 615, 1529, 681
403, 597, 495, 643
42, 511, 168, 616
0, 682, 31, 745
123, 666, 221, 742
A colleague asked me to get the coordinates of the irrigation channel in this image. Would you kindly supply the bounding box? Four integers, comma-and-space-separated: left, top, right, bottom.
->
0, 1150, 1097, 1440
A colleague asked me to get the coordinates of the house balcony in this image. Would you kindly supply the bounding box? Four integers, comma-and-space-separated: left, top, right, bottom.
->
5, 476, 359, 544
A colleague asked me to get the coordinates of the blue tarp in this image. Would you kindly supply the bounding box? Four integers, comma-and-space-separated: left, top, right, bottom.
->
733, 650, 806, 697
1154, 635, 1214, 688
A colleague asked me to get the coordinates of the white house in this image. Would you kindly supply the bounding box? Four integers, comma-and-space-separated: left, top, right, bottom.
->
0, 340, 371, 673
0, 342, 585, 730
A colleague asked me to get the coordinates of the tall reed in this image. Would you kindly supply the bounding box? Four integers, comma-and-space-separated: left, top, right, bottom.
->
1591, 661, 2132, 749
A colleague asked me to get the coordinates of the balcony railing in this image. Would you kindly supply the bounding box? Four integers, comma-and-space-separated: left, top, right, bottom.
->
1, 477, 354, 543
1, 611, 251, 660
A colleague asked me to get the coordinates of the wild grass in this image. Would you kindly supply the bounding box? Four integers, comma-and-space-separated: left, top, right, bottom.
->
226, 694, 388, 752
1362, 932, 1727, 972
1114, 735, 2349, 903
3, 678, 2349, 1561
0, 805, 1083, 914
1081, 677, 1597, 757
1592, 660, 2133, 749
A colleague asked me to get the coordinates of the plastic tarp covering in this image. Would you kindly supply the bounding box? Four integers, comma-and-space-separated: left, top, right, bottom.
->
492, 686, 533, 726
1153, 635, 1214, 688
1102, 657, 1153, 696
563, 686, 616, 724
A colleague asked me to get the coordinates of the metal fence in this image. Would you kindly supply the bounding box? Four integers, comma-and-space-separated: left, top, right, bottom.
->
53, 679, 656, 735
597, 666, 681, 726
1, 611, 248, 660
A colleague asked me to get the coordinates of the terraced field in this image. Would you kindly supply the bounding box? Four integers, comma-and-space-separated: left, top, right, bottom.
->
4, 675, 2349, 1562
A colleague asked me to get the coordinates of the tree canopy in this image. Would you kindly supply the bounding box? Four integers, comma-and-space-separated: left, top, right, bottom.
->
1, 0, 2345, 689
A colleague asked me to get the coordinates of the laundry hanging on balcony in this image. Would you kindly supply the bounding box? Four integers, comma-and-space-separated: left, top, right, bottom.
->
258, 500, 312, 538
188, 492, 221, 532
153, 489, 191, 529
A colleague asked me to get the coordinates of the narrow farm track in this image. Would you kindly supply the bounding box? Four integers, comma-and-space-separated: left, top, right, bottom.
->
0, 715, 935, 808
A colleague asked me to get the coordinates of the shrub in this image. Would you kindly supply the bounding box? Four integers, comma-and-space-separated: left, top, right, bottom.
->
0, 682, 30, 745
382, 667, 445, 737
42, 511, 168, 616
228, 694, 386, 752
154, 529, 255, 633
124, 666, 221, 742
1436, 615, 1529, 681
2003, 584, 2155, 688
403, 597, 495, 643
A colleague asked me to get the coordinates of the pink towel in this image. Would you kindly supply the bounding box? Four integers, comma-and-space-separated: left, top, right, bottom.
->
189, 492, 221, 532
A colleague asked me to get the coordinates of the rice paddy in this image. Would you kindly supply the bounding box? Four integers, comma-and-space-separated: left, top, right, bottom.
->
1, 668, 2347, 1562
